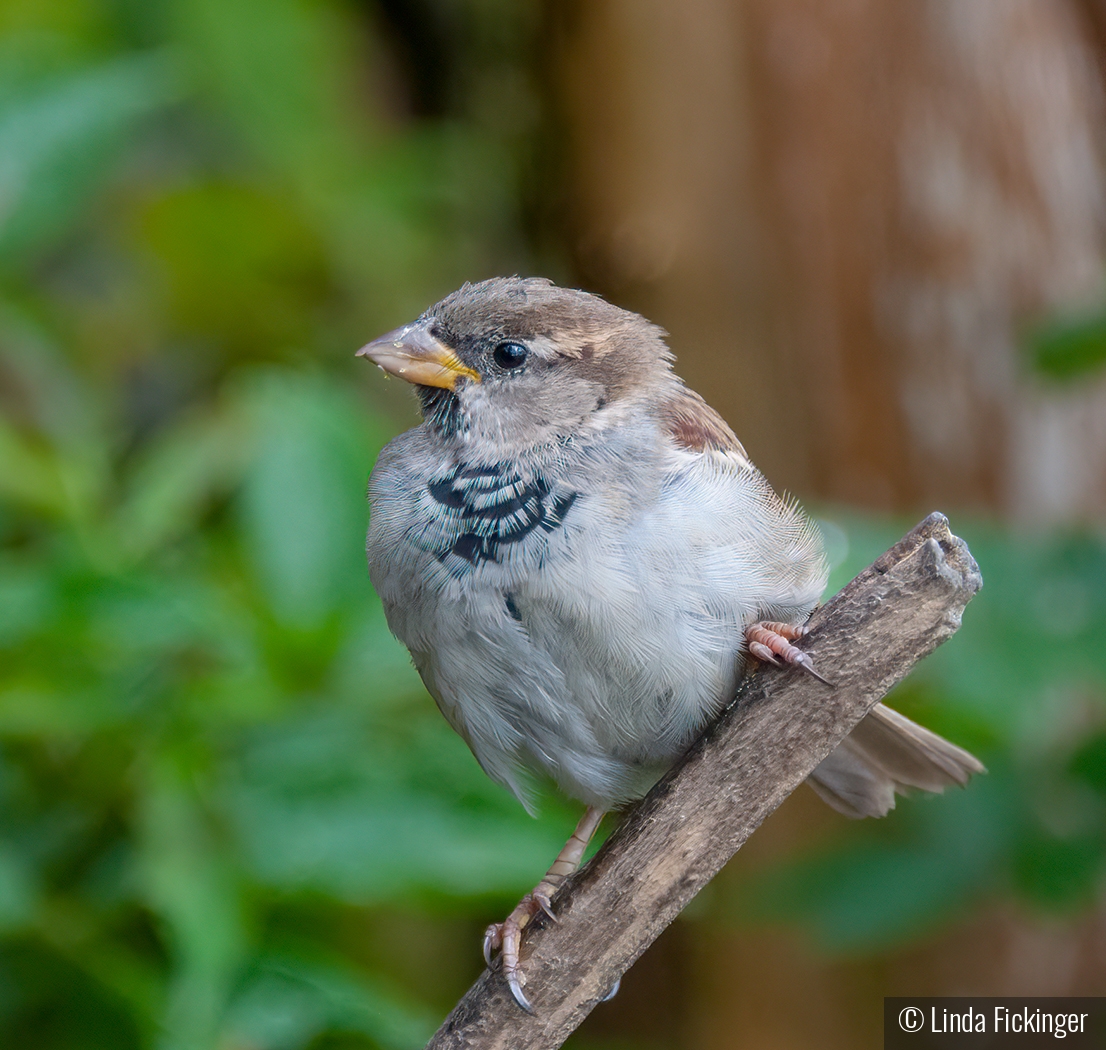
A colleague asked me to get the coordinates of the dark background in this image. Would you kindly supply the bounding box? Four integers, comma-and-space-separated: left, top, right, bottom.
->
1, 1, 1105, 1047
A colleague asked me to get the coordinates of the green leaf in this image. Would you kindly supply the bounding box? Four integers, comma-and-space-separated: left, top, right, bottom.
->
1070, 734, 1106, 795
115, 399, 252, 562
173, 0, 371, 190
0, 419, 67, 516
0, 560, 55, 646
236, 371, 382, 628
170, 0, 496, 317
137, 752, 247, 1050
136, 182, 331, 353
1026, 306, 1106, 380
0, 51, 179, 264
227, 954, 435, 1050
1012, 833, 1105, 910
227, 707, 576, 903
0, 842, 36, 932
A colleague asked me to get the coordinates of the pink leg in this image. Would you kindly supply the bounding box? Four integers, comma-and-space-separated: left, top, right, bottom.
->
484, 805, 605, 1013
745, 620, 832, 686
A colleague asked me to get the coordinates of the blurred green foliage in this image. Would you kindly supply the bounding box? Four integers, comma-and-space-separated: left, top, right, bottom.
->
0, 1, 580, 1047
1, 1, 1105, 1048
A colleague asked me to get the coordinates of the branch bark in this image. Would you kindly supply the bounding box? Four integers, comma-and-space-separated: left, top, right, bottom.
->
426, 512, 983, 1050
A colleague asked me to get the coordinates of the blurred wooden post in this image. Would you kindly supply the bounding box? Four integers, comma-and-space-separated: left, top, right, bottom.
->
426, 513, 982, 1050
554, 0, 1106, 523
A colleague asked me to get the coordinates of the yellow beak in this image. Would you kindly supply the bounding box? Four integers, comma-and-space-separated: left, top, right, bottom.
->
356, 323, 481, 390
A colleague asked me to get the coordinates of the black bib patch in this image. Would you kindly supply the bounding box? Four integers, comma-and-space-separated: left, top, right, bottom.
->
427, 463, 578, 566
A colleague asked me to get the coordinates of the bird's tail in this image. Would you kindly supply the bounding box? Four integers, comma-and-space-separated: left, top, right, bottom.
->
805, 703, 985, 819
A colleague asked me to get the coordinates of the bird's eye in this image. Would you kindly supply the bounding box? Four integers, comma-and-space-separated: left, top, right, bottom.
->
492, 341, 529, 370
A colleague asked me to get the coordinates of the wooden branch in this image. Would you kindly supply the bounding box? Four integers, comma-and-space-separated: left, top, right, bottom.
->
426, 513, 983, 1050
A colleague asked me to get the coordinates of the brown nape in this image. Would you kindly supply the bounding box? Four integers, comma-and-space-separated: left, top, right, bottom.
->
659, 386, 749, 457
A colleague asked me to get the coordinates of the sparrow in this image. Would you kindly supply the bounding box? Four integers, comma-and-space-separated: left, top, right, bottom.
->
359, 277, 983, 1012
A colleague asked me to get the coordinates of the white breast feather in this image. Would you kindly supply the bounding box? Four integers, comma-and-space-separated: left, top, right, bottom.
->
367, 430, 828, 810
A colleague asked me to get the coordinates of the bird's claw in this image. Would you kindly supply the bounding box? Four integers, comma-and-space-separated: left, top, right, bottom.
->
747, 640, 782, 665
745, 620, 834, 687
483, 890, 557, 1013
482, 923, 499, 968
792, 650, 833, 686
533, 892, 557, 923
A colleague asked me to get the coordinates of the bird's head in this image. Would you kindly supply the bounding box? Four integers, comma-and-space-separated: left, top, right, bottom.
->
357, 277, 675, 453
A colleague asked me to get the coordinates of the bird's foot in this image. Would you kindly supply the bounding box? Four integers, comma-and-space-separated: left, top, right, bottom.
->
745, 620, 832, 686
482, 805, 606, 1014
483, 884, 558, 1014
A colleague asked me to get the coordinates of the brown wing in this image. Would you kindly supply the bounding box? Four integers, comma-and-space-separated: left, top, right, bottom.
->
658, 385, 750, 462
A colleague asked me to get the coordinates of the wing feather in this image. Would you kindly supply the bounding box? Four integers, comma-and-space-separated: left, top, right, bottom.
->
658, 385, 751, 464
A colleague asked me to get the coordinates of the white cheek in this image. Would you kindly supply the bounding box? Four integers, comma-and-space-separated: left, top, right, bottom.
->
455, 370, 606, 458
